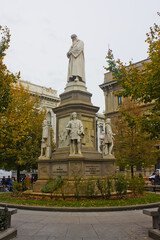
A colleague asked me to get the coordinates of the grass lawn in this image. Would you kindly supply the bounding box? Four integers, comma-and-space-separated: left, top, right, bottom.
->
0, 192, 160, 208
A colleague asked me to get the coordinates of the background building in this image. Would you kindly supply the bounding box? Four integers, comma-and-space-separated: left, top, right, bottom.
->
18, 80, 60, 141
99, 59, 159, 176
99, 59, 150, 121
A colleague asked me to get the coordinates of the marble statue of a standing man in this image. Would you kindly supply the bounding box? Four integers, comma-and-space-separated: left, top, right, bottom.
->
103, 118, 115, 156
66, 112, 84, 155
39, 120, 51, 159
67, 34, 85, 83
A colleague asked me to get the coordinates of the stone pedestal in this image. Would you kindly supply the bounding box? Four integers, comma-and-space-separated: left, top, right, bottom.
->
33, 81, 116, 192
33, 157, 116, 192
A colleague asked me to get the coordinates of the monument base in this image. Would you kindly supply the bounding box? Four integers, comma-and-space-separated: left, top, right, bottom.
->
33, 156, 116, 192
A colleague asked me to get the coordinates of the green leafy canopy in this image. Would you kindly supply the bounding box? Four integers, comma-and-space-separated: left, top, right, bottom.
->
104, 23, 160, 138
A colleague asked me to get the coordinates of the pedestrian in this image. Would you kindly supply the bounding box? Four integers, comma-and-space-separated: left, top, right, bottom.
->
6, 176, 11, 186
4, 186, 9, 192
1, 176, 6, 185
155, 173, 159, 185
1, 176, 6, 191
9, 177, 15, 192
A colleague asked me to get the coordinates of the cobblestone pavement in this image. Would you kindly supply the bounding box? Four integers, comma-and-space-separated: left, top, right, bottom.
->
11, 209, 152, 240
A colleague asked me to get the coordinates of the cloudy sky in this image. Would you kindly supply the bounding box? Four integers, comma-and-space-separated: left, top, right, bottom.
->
0, 0, 159, 112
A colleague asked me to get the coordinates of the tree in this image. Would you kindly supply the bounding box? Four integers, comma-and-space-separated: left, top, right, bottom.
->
0, 25, 46, 180
0, 83, 46, 180
114, 99, 158, 177
0, 25, 20, 113
104, 23, 160, 138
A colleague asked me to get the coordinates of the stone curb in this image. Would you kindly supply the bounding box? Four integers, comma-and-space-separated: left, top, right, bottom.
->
0, 202, 160, 212
0, 228, 17, 240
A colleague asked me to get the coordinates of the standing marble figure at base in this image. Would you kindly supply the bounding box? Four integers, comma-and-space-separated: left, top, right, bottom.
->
39, 120, 51, 159
67, 34, 85, 83
103, 118, 115, 156
66, 112, 84, 155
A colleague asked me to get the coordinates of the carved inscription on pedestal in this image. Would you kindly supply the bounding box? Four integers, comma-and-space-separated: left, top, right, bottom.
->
70, 162, 82, 176
39, 164, 49, 178
52, 164, 68, 176
85, 164, 101, 176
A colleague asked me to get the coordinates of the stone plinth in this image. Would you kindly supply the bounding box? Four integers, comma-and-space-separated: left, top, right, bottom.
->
34, 154, 116, 192
64, 81, 87, 93
33, 156, 116, 192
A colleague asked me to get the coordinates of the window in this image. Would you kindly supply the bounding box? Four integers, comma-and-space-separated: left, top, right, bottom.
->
156, 145, 160, 150
99, 125, 104, 134
118, 96, 122, 105
47, 112, 51, 125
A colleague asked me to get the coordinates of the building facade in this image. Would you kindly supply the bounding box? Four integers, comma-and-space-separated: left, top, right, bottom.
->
99, 59, 158, 176
18, 80, 60, 141
99, 59, 150, 120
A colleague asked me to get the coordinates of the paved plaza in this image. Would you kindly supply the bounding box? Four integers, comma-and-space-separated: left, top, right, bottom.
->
11, 209, 153, 240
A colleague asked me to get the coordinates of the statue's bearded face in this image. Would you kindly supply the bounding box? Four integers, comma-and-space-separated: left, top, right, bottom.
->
72, 37, 77, 44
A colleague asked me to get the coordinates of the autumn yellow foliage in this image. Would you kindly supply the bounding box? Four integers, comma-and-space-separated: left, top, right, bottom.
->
0, 25, 46, 174
0, 82, 46, 171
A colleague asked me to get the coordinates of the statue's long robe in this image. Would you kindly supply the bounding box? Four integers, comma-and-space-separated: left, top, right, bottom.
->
104, 124, 113, 143
67, 40, 85, 82
42, 125, 48, 139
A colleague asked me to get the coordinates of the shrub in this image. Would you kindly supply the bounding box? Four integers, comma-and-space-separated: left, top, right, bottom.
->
96, 178, 104, 198
41, 177, 64, 199
83, 178, 97, 197
129, 175, 145, 195
96, 176, 113, 199
24, 179, 32, 190
105, 176, 113, 198
115, 174, 128, 197
19, 179, 32, 191
74, 176, 81, 199
59, 180, 66, 200
13, 181, 23, 192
